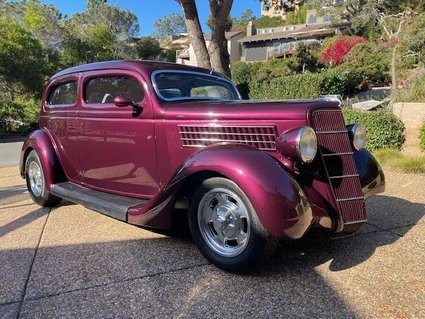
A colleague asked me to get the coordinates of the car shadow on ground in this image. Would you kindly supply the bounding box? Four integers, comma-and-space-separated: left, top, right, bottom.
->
0, 195, 423, 317
257, 194, 424, 275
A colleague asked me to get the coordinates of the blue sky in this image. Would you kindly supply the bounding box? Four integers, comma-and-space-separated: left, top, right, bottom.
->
39, 0, 261, 35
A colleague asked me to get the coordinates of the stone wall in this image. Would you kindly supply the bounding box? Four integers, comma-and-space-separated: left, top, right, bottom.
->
392, 102, 425, 154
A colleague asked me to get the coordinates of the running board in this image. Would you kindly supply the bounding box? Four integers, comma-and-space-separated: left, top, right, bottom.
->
51, 182, 146, 221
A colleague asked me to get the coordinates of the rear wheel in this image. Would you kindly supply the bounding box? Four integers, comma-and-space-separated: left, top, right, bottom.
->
25, 150, 61, 207
189, 177, 277, 273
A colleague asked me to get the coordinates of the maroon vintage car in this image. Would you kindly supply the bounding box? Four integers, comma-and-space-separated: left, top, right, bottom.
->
20, 60, 385, 272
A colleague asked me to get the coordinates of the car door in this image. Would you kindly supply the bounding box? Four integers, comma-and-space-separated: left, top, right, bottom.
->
42, 74, 82, 182
77, 69, 160, 198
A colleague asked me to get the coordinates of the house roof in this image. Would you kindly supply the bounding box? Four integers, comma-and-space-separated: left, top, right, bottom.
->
238, 23, 342, 43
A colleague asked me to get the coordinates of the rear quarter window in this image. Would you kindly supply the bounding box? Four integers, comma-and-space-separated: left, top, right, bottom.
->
48, 81, 78, 105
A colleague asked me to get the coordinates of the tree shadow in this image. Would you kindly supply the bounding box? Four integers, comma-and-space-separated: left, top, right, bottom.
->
0, 185, 29, 206
0, 208, 49, 238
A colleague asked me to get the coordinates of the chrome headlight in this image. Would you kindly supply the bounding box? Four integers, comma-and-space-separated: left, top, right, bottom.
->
349, 124, 366, 151
296, 127, 318, 163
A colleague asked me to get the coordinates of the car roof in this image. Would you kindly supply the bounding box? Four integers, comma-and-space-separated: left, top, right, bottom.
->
51, 60, 221, 80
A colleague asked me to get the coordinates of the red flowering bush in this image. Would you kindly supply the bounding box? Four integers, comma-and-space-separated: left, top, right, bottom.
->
321, 36, 366, 65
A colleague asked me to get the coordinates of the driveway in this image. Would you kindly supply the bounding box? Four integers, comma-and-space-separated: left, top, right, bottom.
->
0, 142, 23, 168
0, 166, 424, 318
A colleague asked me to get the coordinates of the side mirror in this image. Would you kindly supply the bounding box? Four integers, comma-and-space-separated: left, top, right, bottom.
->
114, 96, 134, 108
113, 95, 143, 117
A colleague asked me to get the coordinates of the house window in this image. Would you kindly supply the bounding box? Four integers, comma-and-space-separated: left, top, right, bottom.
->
308, 16, 317, 24
323, 15, 331, 22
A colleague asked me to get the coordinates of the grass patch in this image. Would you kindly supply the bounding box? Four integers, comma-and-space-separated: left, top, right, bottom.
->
373, 148, 425, 174
392, 156, 425, 173
373, 148, 401, 164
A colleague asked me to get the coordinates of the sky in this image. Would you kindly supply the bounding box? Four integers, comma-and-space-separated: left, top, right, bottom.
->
39, 0, 262, 36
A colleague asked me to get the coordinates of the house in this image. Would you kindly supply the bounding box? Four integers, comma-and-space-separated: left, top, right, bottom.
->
239, 10, 347, 62
175, 31, 244, 67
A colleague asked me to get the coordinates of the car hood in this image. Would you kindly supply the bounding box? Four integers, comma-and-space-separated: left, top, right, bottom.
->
162, 99, 341, 121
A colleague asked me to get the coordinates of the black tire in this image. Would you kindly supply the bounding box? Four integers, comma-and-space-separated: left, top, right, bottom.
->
189, 177, 277, 273
25, 150, 61, 207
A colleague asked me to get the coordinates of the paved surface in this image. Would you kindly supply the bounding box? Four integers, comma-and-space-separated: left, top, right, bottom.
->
0, 142, 23, 168
0, 166, 424, 318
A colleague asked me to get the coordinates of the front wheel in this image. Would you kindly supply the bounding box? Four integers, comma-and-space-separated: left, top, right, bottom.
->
189, 177, 277, 273
25, 150, 61, 207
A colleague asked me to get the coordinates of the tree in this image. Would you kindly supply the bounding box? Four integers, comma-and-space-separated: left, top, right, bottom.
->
232, 9, 255, 30
177, 0, 211, 70
68, 0, 139, 62
154, 13, 186, 38
135, 37, 163, 60
177, 0, 233, 76
378, 9, 417, 90
208, 0, 234, 77
0, 18, 48, 94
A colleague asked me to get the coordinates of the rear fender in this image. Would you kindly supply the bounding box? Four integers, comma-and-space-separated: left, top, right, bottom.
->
20, 129, 65, 190
128, 144, 313, 239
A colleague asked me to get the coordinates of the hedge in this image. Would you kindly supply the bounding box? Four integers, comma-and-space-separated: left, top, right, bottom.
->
0, 93, 40, 135
248, 68, 361, 100
420, 122, 425, 152
343, 109, 405, 151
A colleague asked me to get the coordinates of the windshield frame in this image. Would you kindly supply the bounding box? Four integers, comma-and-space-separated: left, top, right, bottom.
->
151, 69, 241, 102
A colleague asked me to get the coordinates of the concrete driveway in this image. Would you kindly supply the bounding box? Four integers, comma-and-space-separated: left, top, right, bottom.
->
0, 142, 23, 168
0, 166, 424, 318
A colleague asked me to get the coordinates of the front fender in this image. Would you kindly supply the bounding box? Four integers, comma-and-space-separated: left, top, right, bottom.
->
20, 129, 65, 190
354, 149, 385, 199
128, 144, 313, 238
176, 145, 313, 239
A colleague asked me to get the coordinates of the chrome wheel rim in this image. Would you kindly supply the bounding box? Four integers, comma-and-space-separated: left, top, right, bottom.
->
198, 188, 250, 257
28, 161, 43, 197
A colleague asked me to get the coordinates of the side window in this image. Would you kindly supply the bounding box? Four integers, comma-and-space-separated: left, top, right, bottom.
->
85, 76, 144, 104
48, 81, 78, 106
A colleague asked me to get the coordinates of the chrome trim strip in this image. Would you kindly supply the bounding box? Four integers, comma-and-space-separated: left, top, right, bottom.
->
322, 152, 354, 157
343, 220, 367, 225
336, 197, 365, 202
179, 124, 276, 129
179, 131, 276, 137
181, 137, 276, 144
181, 144, 276, 151
316, 130, 348, 134
151, 69, 241, 102
329, 174, 360, 179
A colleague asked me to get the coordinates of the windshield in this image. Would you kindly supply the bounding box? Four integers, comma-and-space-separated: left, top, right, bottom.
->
152, 71, 241, 101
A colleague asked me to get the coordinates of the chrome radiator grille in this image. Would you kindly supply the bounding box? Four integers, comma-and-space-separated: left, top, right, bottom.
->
178, 125, 277, 151
312, 110, 366, 224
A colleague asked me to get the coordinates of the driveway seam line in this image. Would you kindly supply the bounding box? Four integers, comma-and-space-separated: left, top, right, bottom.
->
20, 262, 210, 304
366, 222, 415, 237
15, 207, 52, 319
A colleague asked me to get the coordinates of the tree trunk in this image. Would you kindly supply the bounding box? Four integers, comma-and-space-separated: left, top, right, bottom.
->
178, 0, 211, 69
391, 46, 397, 90
208, 0, 233, 77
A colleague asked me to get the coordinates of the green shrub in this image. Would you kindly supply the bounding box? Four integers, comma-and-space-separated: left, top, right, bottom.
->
338, 42, 390, 87
343, 109, 405, 151
0, 93, 40, 133
248, 68, 363, 100
420, 122, 425, 152
253, 16, 285, 29
394, 75, 425, 103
